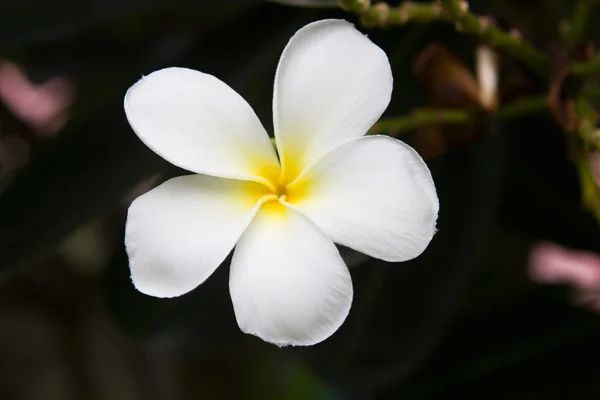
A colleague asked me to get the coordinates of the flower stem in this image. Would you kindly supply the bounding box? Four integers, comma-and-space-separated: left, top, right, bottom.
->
339, 0, 450, 27
369, 86, 600, 136
338, 0, 600, 137
357, 1, 447, 28
369, 109, 472, 135
340, 0, 548, 77
572, 55, 600, 78
438, 0, 548, 76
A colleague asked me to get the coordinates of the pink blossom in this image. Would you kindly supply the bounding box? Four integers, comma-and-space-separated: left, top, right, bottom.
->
0, 61, 74, 135
529, 241, 600, 313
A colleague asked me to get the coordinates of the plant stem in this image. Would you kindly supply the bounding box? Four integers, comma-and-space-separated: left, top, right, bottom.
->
369, 86, 600, 136
572, 55, 600, 78
566, 0, 597, 42
341, 0, 600, 81
438, 0, 548, 76
359, 1, 447, 27
369, 109, 472, 135
340, 0, 548, 77
338, 0, 600, 136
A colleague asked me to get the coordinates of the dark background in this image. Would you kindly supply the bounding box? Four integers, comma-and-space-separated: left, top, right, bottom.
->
0, 0, 599, 398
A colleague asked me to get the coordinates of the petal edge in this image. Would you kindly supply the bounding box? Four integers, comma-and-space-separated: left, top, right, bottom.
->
229, 202, 353, 346
126, 174, 269, 298
125, 67, 280, 182
288, 135, 439, 262
273, 20, 393, 182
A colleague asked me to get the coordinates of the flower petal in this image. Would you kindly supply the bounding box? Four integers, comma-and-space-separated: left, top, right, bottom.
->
126, 174, 270, 298
125, 67, 280, 182
288, 136, 439, 262
273, 19, 393, 182
229, 202, 353, 346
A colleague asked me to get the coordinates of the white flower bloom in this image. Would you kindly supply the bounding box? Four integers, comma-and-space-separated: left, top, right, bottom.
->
123, 19, 439, 347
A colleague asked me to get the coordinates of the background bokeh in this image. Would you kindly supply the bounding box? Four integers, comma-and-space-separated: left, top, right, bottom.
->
1, 0, 600, 398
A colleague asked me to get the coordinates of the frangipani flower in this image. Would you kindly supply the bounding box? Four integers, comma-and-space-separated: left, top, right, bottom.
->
124, 19, 439, 346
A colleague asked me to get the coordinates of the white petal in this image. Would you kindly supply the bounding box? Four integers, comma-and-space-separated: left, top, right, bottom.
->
273, 19, 393, 182
287, 136, 439, 262
125, 67, 280, 182
125, 174, 270, 298
229, 202, 353, 346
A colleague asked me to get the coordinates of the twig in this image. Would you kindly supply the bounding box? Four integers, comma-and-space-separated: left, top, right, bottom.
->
359, 1, 447, 28
341, 0, 600, 82
368, 87, 600, 136
564, 0, 597, 42
572, 55, 600, 78
438, 0, 547, 76
572, 97, 600, 221
369, 109, 472, 135
340, 0, 548, 77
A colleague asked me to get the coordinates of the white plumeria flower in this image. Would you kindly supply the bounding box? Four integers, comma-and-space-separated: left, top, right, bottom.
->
124, 19, 439, 347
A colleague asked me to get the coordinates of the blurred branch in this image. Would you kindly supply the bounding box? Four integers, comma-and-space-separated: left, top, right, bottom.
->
438, 0, 547, 76
369, 87, 600, 136
338, 0, 600, 86
340, 0, 447, 28
572, 55, 600, 78
341, 0, 600, 83
571, 97, 600, 221
369, 109, 471, 135
340, 0, 548, 77
564, 0, 598, 43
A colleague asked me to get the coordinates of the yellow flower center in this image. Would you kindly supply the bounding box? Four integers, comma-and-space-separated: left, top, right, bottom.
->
245, 140, 309, 215
259, 177, 291, 206
273, 182, 288, 200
